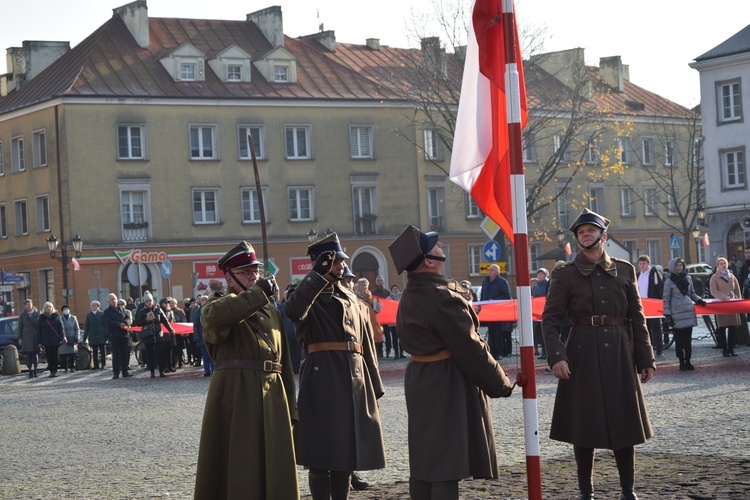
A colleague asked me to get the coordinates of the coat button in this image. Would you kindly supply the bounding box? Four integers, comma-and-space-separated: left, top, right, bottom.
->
314, 366, 319, 372
350, 336, 355, 341
267, 348, 272, 353
604, 343, 609, 347
555, 351, 561, 356
355, 368, 360, 374
306, 277, 312, 282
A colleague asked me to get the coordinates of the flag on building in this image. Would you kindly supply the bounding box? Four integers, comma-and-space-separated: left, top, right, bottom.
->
702, 233, 709, 247
71, 258, 80, 271
450, 0, 528, 240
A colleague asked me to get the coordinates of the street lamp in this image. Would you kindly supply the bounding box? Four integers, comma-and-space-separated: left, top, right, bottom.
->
307, 229, 317, 243
697, 204, 706, 226
46, 233, 84, 302
692, 226, 701, 263
556, 228, 565, 248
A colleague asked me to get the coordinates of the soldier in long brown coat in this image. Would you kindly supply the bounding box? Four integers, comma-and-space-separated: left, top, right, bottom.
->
542, 209, 655, 500
285, 233, 385, 500
388, 225, 513, 500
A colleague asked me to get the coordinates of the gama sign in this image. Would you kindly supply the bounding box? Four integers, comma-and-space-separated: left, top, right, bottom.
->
114, 249, 168, 264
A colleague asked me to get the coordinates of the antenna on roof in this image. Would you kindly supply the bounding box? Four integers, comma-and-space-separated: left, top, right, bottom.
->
317, 9, 324, 32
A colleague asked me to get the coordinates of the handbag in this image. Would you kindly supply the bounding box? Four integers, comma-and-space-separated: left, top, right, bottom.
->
141, 324, 155, 340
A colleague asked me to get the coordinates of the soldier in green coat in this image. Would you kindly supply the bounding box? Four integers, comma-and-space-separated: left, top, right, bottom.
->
194, 241, 298, 500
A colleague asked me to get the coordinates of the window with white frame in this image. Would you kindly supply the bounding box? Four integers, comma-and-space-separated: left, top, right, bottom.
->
721, 147, 746, 189
285, 125, 311, 159
0, 141, 4, 175
646, 239, 662, 266
227, 64, 242, 81
117, 124, 146, 160
522, 132, 535, 162
643, 187, 658, 216
622, 239, 637, 263
238, 125, 265, 160
190, 125, 218, 160
466, 192, 481, 219
557, 185, 571, 229
617, 136, 631, 164
529, 242, 542, 274
192, 189, 219, 224
620, 186, 635, 216
14, 200, 28, 235
180, 62, 197, 81
424, 128, 442, 160
664, 138, 676, 167
665, 188, 679, 216
0, 204, 6, 238
717, 80, 742, 123
641, 137, 655, 166
274, 65, 289, 82
588, 186, 604, 214
427, 184, 446, 231
11, 136, 24, 172
241, 187, 269, 224
350, 125, 374, 159
586, 135, 599, 164
288, 187, 314, 221
468, 244, 483, 276
121, 190, 146, 225
32, 130, 47, 168
352, 185, 377, 234
553, 133, 571, 162
35, 195, 50, 232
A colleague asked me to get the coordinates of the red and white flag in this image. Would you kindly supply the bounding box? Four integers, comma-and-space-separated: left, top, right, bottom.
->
450, 0, 528, 240
702, 233, 710, 247
71, 257, 81, 271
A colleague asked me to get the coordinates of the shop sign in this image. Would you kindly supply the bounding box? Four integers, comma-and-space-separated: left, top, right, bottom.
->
114, 249, 168, 264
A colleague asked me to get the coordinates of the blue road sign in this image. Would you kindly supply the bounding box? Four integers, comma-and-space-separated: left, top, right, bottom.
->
483, 240, 502, 262
2, 276, 23, 282
669, 235, 681, 251
160, 260, 173, 279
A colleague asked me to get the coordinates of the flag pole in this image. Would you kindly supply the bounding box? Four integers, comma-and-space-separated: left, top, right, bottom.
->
501, 1, 542, 498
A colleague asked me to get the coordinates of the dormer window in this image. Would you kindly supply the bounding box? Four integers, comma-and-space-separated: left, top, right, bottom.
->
227, 64, 242, 81
274, 65, 289, 82
180, 63, 197, 81
160, 43, 206, 82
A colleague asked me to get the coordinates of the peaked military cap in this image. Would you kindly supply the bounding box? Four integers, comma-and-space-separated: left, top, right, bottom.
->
217, 241, 262, 271
306, 232, 348, 261
568, 208, 610, 234
389, 225, 439, 274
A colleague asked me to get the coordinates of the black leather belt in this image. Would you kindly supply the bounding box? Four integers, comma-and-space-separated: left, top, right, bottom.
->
571, 316, 627, 326
214, 359, 282, 373
306, 341, 363, 355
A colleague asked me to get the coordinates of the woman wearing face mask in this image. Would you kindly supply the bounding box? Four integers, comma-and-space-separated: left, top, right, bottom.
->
59, 305, 80, 373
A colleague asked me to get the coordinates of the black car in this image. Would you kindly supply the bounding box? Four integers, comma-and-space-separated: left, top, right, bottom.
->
0, 317, 19, 350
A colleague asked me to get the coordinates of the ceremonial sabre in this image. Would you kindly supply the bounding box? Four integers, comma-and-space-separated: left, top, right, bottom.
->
248, 134, 269, 275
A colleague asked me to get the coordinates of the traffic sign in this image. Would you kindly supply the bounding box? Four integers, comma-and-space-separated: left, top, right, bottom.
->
266, 259, 279, 276
2, 276, 24, 282
160, 260, 173, 279
669, 235, 681, 251
1, 271, 16, 277
0, 285, 13, 292
483, 240, 502, 262
479, 262, 507, 274
479, 216, 501, 240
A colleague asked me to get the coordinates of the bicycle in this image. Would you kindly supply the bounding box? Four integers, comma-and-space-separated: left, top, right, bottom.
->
661, 315, 718, 349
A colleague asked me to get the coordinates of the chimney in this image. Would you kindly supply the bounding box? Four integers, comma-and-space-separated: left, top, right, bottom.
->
2, 42, 70, 95
421, 37, 446, 77
530, 48, 587, 91
599, 56, 624, 92
366, 38, 380, 51
247, 6, 284, 48
114, 1, 149, 49
301, 30, 336, 52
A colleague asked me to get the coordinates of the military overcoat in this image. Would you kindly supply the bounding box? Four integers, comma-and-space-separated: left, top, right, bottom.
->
285, 270, 386, 472
397, 272, 513, 482
194, 285, 299, 500
542, 251, 655, 450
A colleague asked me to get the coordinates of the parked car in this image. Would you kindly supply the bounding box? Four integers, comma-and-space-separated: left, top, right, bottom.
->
0, 316, 19, 350
686, 263, 713, 297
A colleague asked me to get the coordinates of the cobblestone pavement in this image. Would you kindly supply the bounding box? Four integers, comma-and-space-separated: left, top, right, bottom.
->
1, 329, 749, 499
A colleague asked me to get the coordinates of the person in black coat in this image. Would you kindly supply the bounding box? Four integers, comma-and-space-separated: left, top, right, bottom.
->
39, 302, 65, 378
480, 264, 512, 358
103, 293, 132, 379
134, 291, 174, 378
636, 255, 665, 356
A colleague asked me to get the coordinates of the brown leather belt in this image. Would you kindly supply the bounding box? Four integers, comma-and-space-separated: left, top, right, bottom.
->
306, 341, 363, 355
214, 359, 282, 373
572, 316, 628, 326
411, 349, 452, 363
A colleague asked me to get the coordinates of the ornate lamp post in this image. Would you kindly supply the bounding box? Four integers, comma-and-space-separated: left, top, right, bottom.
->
307, 229, 317, 243
691, 226, 701, 264
46, 233, 84, 303
697, 204, 706, 226
556, 228, 565, 248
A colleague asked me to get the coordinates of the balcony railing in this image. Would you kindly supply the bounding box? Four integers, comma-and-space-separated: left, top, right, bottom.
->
122, 220, 149, 242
